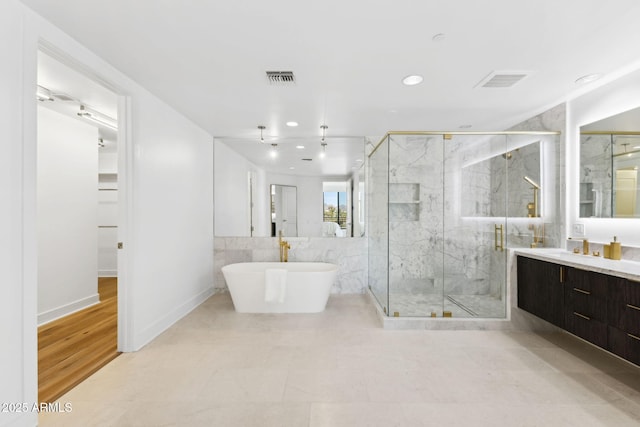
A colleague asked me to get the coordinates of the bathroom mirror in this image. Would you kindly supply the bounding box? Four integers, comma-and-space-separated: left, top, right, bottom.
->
579, 106, 640, 218
270, 184, 297, 237
213, 137, 365, 237
461, 141, 541, 217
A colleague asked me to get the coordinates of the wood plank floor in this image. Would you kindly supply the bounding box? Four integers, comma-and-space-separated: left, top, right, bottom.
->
38, 277, 120, 403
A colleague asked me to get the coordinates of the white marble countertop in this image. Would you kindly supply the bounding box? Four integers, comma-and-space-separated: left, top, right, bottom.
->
513, 248, 640, 282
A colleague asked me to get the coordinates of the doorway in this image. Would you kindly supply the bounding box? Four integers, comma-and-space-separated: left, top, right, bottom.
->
36, 47, 124, 402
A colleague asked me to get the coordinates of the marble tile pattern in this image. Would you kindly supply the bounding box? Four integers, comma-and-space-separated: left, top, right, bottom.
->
508, 103, 567, 249
580, 134, 612, 217
214, 237, 368, 294
40, 293, 640, 427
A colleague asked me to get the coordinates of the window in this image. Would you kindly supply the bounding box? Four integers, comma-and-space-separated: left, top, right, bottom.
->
323, 190, 347, 229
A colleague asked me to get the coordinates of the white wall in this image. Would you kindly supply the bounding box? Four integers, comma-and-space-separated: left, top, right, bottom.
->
213, 140, 256, 236
0, 2, 38, 425
1, 3, 214, 423
37, 106, 100, 325
567, 67, 640, 247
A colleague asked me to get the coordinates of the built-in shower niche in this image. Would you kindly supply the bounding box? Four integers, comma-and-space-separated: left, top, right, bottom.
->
389, 183, 420, 221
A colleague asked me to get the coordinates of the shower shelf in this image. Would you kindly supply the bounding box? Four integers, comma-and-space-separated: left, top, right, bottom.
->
389, 183, 421, 221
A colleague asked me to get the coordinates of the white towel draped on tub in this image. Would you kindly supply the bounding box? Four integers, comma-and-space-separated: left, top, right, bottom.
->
264, 268, 287, 303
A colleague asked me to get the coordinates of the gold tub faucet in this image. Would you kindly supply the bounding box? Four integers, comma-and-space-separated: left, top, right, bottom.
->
278, 230, 291, 262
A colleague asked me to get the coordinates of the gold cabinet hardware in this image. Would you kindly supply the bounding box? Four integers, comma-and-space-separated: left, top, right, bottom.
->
626, 304, 640, 312
573, 288, 591, 296
573, 312, 591, 321
559, 267, 564, 283
628, 333, 640, 342
494, 224, 504, 252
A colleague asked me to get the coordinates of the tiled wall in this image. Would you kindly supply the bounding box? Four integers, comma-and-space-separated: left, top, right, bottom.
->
214, 237, 368, 294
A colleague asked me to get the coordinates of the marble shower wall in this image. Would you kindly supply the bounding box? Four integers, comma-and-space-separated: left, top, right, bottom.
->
387, 135, 444, 295
214, 237, 367, 294
508, 103, 567, 249
579, 134, 612, 217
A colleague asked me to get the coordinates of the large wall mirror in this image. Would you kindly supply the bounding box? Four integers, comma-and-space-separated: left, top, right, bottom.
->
580, 106, 640, 218
214, 136, 366, 237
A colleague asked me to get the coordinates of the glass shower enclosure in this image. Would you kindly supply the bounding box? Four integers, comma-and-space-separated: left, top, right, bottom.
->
367, 131, 556, 319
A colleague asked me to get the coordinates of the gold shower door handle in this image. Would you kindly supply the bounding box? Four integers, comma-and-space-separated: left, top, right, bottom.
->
494, 224, 504, 252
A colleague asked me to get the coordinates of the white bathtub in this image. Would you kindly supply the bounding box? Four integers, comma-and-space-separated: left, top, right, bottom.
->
221, 262, 338, 313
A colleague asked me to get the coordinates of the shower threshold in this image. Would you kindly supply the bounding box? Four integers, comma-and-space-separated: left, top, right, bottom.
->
367, 289, 509, 330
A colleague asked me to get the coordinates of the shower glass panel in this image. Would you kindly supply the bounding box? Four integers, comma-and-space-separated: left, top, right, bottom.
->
386, 134, 445, 316
443, 134, 508, 318
367, 131, 554, 319
367, 135, 390, 313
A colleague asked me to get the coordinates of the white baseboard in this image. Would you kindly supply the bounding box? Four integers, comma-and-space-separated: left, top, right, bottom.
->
132, 286, 214, 351
98, 269, 118, 277
38, 293, 100, 326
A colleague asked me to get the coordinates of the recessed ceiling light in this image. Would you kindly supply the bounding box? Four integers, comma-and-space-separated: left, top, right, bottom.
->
286, 121, 298, 127
402, 75, 423, 86
432, 33, 446, 42
575, 74, 601, 85
289, 167, 295, 170
296, 145, 305, 149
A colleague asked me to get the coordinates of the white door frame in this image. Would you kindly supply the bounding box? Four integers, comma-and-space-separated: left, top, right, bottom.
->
37, 41, 132, 352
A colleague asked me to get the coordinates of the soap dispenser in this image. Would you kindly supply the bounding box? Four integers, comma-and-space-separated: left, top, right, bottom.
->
610, 236, 622, 260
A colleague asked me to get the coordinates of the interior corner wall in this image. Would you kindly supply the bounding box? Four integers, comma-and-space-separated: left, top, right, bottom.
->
37, 106, 100, 325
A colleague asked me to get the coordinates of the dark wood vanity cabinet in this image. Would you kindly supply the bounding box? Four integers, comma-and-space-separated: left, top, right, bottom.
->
564, 268, 609, 349
517, 255, 639, 367
517, 256, 565, 328
609, 279, 640, 365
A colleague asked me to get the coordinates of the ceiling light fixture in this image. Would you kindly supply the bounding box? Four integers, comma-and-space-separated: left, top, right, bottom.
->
575, 74, 602, 85
286, 121, 298, 127
36, 85, 54, 101
296, 145, 305, 149
270, 143, 278, 158
77, 105, 117, 130
258, 125, 266, 143
402, 75, 423, 86
320, 124, 328, 158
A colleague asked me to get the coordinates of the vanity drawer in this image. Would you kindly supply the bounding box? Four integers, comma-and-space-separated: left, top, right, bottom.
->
627, 333, 640, 366
626, 304, 640, 336
565, 288, 607, 323
566, 311, 608, 348
627, 279, 640, 308
568, 268, 608, 299
608, 326, 628, 359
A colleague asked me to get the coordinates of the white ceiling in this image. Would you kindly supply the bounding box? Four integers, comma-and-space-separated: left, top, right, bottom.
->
23, 0, 640, 175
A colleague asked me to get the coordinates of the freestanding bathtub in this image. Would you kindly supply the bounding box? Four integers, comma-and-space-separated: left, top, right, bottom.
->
221, 262, 338, 313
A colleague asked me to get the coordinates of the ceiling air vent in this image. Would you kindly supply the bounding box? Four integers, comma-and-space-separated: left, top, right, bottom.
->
266, 71, 296, 85
475, 71, 530, 88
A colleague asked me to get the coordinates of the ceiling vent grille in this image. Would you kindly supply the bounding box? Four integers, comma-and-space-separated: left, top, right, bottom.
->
475, 71, 529, 88
266, 71, 296, 85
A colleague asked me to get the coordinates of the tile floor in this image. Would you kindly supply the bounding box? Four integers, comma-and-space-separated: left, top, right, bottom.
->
40, 293, 640, 426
